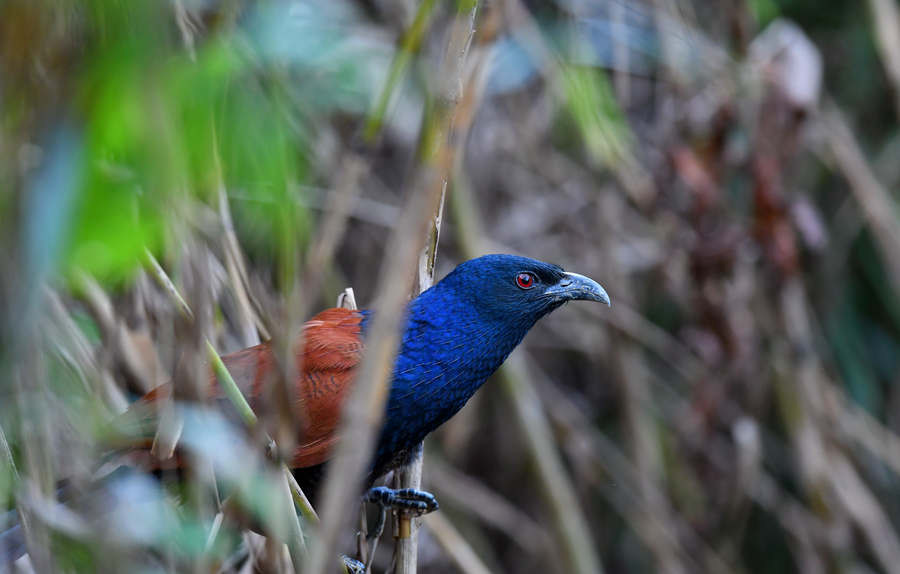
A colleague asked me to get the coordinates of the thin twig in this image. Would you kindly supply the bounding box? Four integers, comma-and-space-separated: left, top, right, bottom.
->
599, 193, 687, 574
364, 0, 440, 141
142, 252, 312, 570
77, 273, 162, 395
172, 0, 197, 60
424, 512, 493, 574
143, 250, 193, 322
830, 454, 900, 574
426, 460, 550, 553
451, 160, 604, 574
500, 0, 655, 205
496, 354, 605, 574
779, 276, 900, 574
868, 0, 900, 118
820, 101, 900, 295
533, 362, 735, 574
214, 120, 267, 346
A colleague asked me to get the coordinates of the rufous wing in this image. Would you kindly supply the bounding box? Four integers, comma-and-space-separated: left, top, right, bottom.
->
215, 307, 364, 468
119, 307, 364, 470
283, 307, 364, 468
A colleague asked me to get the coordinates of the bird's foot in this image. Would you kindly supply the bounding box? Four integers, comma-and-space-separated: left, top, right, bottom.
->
364, 486, 439, 515
363, 486, 439, 541
341, 555, 366, 574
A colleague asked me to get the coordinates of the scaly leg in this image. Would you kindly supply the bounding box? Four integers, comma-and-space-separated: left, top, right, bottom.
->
363, 486, 439, 540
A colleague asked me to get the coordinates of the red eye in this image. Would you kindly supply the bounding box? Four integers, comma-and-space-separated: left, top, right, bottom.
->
516, 272, 535, 289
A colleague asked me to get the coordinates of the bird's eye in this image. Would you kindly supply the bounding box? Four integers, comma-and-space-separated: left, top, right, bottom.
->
515, 272, 535, 290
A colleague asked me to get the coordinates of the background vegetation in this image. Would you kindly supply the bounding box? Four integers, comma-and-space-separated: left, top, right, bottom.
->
2, 0, 900, 572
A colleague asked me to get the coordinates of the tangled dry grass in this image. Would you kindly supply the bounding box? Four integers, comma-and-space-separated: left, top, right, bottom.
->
2, 1, 900, 573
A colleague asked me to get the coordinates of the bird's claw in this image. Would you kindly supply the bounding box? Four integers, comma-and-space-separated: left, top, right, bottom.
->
341, 555, 366, 574
364, 486, 439, 515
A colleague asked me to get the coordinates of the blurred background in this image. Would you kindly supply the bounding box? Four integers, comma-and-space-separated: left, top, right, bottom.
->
2, 0, 900, 572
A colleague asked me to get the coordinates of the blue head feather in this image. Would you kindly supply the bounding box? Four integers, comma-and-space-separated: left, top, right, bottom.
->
365, 254, 609, 477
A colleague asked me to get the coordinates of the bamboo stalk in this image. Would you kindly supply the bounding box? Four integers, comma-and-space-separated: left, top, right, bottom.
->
303, 163, 447, 574
392, 3, 479, 573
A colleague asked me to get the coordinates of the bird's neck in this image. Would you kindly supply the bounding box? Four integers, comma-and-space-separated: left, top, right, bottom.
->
368, 284, 540, 475
401, 284, 538, 388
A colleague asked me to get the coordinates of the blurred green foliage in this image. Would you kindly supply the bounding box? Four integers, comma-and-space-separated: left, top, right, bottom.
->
0, 0, 373, 285
3, 0, 900, 572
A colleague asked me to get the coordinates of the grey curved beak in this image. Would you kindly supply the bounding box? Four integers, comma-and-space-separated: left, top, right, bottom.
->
546, 271, 611, 306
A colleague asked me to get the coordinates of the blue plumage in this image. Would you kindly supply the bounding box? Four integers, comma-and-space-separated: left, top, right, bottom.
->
364, 254, 610, 478
0, 255, 608, 565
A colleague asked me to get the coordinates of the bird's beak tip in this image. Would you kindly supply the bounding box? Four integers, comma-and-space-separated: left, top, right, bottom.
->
559, 272, 611, 307
593, 287, 612, 307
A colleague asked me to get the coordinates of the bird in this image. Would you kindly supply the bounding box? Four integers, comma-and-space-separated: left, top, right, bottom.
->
2, 254, 609, 563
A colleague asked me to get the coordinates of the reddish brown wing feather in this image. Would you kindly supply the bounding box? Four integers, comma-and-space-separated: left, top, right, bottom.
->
284, 307, 363, 467
124, 307, 364, 469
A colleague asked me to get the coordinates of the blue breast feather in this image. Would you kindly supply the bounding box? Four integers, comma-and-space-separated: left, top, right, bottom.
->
356, 255, 570, 476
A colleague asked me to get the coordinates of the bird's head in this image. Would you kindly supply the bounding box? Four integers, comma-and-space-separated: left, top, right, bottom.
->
387, 254, 610, 447
434, 254, 610, 327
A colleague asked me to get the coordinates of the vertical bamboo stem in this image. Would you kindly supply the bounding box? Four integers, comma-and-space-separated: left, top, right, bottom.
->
393, 3, 479, 573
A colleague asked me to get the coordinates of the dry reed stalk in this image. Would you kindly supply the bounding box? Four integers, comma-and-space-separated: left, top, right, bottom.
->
394, 2, 480, 572
450, 157, 604, 574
